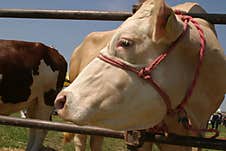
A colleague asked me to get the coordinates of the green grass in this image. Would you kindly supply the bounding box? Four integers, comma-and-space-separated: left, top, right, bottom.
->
0, 124, 126, 151
0, 114, 225, 151
0, 113, 127, 151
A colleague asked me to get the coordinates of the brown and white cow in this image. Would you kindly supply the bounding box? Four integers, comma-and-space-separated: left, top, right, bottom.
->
56, 0, 226, 150
0, 39, 67, 151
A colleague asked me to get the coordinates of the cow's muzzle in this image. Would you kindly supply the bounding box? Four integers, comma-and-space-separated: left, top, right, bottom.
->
54, 95, 66, 111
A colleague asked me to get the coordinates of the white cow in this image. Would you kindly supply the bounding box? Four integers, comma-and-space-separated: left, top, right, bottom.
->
56, 0, 226, 150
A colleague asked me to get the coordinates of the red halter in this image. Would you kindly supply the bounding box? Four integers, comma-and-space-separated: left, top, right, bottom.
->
98, 11, 202, 113
98, 11, 218, 138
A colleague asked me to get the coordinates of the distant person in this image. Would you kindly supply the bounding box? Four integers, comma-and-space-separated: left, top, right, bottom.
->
211, 113, 222, 130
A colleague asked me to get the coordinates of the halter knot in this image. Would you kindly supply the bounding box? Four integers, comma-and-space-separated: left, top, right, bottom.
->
180, 15, 193, 22
138, 67, 152, 80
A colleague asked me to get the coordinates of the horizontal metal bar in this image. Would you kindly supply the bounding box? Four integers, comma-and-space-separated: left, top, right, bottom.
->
0, 9, 225, 24
145, 133, 226, 150
0, 115, 225, 150
0, 9, 131, 21
0, 115, 123, 139
188, 13, 226, 25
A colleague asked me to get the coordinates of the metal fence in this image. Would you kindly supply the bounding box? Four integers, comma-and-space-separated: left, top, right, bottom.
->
0, 7, 226, 151
0, 115, 226, 150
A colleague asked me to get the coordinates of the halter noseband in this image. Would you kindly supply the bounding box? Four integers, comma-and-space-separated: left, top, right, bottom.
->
98, 11, 218, 138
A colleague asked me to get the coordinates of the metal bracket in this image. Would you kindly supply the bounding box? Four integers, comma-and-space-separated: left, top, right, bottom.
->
124, 130, 146, 150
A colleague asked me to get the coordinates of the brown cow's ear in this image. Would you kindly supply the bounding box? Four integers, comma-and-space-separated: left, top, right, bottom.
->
152, 0, 184, 43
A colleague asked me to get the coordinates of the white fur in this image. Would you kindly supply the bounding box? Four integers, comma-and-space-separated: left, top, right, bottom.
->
29, 60, 59, 101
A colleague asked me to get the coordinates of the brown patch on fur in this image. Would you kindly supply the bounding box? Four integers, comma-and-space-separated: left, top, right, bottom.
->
44, 89, 58, 106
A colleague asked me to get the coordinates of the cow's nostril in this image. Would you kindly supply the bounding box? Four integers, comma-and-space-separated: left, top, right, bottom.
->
55, 95, 66, 110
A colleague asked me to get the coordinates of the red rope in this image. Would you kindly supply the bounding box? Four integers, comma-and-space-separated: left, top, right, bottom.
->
173, 12, 219, 138
175, 12, 206, 112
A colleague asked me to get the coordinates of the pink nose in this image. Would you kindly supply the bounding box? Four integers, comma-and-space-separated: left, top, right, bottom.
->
54, 95, 66, 110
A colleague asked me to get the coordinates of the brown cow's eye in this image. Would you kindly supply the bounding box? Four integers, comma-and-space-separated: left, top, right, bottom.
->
117, 39, 133, 48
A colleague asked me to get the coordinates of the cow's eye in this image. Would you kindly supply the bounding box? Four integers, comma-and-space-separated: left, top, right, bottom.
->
117, 39, 134, 48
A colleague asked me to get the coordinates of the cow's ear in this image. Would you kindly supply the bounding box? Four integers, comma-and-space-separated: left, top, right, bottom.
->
152, 0, 184, 43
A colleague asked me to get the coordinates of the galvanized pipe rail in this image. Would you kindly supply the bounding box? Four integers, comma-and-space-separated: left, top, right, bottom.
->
0, 9, 131, 21
0, 9, 226, 24
0, 115, 225, 150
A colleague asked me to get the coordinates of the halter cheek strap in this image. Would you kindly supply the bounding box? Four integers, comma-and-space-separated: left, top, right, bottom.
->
98, 11, 219, 138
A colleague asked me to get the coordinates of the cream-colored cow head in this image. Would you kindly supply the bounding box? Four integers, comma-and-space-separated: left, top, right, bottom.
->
55, 0, 226, 131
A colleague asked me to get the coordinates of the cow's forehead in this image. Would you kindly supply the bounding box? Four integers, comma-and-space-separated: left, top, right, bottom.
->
132, 0, 154, 19
115, 18, 151, 41
116, 3, 155, 40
